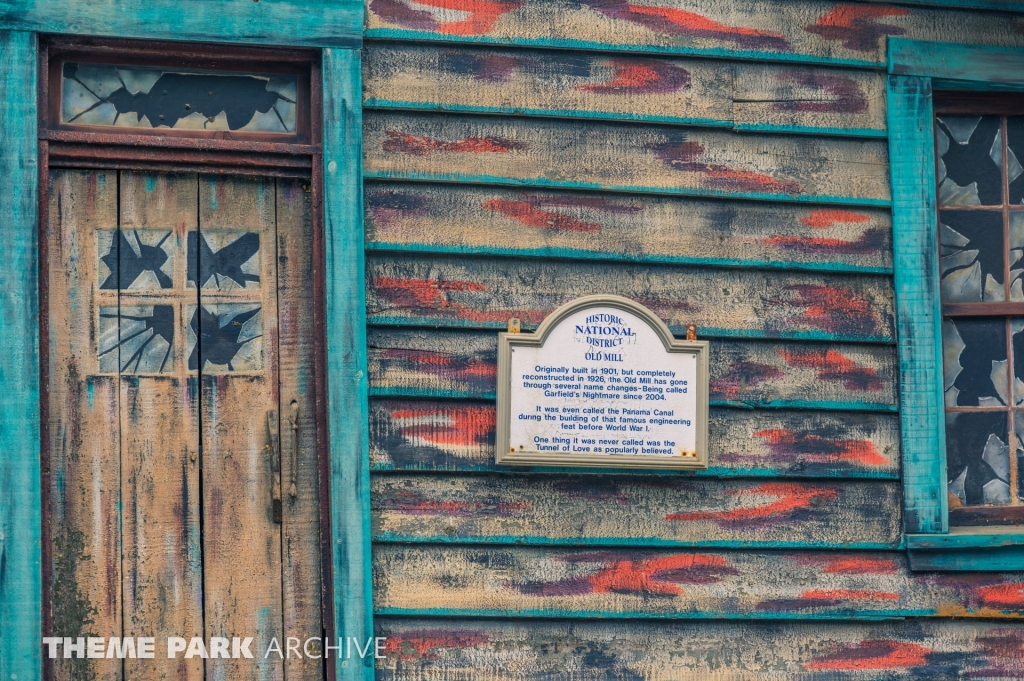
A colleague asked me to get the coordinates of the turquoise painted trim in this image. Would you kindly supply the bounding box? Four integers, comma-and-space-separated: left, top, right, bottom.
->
908, 547, 1024, 571
364, 242, 895, 276
362, 29, 884, 70
323, 48, 373, 681
0, 30, 39, 681
907, 530, 1024, 550
368, 387, 896, 413
372, 607, 921, 621
888, 40, 1024, 562
367, 316, 896, 344
369, 463, 899, 479
890, 39, 1024, 82
363, 170, 893, 208
371, 533, 900, 550
0, 0, 361, 46
887, 73, 947, 536
363, 99, 886, 139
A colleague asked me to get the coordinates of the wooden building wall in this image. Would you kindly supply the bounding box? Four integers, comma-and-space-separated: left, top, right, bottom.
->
359, 2, 1024, 677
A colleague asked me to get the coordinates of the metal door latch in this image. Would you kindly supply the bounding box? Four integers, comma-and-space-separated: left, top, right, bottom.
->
287, 401, 299, 499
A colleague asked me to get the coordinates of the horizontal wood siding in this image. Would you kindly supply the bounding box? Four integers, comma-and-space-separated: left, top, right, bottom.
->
364, 44, 888, 136
365, 183, 894, 273
367, 255, 895, 341
365, 112, 891, 204
374, 545, 1024, 619
368, 329, 897, 408
375, 618, 1024, 679
369, 400, 901, 477
364, 0, 1024, 67
363, 1, 1024, 676
372, 475, 902, 548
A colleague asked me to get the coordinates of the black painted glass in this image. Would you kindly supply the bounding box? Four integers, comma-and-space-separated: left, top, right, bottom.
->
935, 105, 1024, 510
61, 62, 297, 133
936, 115, 1003, 206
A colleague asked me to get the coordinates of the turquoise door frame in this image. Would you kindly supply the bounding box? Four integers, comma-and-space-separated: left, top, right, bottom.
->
0, 4, 368, 680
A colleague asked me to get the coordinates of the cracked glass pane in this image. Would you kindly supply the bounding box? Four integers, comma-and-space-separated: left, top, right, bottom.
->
946, 411, 1010, 506
940, 211, 1006, 302
942, 317, 1008, 407
61, 62, 298, 133
936, 115, 1004, 206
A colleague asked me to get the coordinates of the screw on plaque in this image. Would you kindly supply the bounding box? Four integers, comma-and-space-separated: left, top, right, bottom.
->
686, 324, 697, 341
507, 318, 521, 333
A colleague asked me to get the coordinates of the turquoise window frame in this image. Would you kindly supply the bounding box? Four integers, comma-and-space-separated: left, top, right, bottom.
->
0, 5, 369, 680
889, 37, 1024, 571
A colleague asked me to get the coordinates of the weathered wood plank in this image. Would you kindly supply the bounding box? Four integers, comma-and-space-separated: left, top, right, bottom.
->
365, 183, 893, 273
370, 400, 900, 478
198, 176, 283, 680
365, 113, 891, 204
366, 256, 896, 342
364, 44, 886, 136
0, 31, 39, 681
371, 475, 902, 547
375, 618, 1024, 680
374, 545, 1024, 619
368, 329, 897, 408
891, 38, 1024, 83
118, 171, 202, 681
46, 169, 122, 681
0, 0, 362, 47
731, 62, 886, 135
364, 0, 1024, 68
276, 178, 324, 681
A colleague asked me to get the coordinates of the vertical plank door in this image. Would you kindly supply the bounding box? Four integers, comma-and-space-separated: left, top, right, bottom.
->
196, 175, 284, 681
276, 179, 324, 681
47, 169, 123, 681
118, 172, 204, 681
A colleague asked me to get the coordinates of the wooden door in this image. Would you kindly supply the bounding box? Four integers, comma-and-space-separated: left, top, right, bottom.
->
46, 169, 324, 681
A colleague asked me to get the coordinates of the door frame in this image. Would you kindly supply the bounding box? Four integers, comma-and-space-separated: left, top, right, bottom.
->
0, 10, 369, 681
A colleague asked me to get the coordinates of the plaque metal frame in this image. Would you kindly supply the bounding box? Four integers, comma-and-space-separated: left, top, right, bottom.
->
496, 295, 709, 469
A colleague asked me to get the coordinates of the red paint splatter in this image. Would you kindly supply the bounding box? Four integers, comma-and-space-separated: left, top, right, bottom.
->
577, 59, 690, 95
762, 229, 885, 256
778, 348, 883, 392
977, 583, 1024, 609
772, 69, 868, 114
373, 275, 548, 325
778, 284, 881, 337
514, 553, 738, 597
391, 406, 495, 448
664, 483, 838, 526
710, 361, 784, 401
795, 556, 899, 574
646, 135, 801, 195
805, 640, 931, 671
483, 198, 602, 232
800, 209, 872, 229
801, 589, 900, 602
753, 429, 888, 468
383, 630, 490, 660
804, 4, 909, 52
383, 130, 526, 156
384, 489, 530, 517
379, 349, 496, 384
370, 0, 522, 35
583, 0, 790, 50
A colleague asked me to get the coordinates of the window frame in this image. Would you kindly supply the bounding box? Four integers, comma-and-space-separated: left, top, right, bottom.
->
888, 37, 1024, 570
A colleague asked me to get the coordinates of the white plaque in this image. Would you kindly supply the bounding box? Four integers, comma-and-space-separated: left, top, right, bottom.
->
497, 295, 708, 469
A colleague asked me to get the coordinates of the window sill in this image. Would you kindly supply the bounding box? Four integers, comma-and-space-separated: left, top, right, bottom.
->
907, 527, 1024, 571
